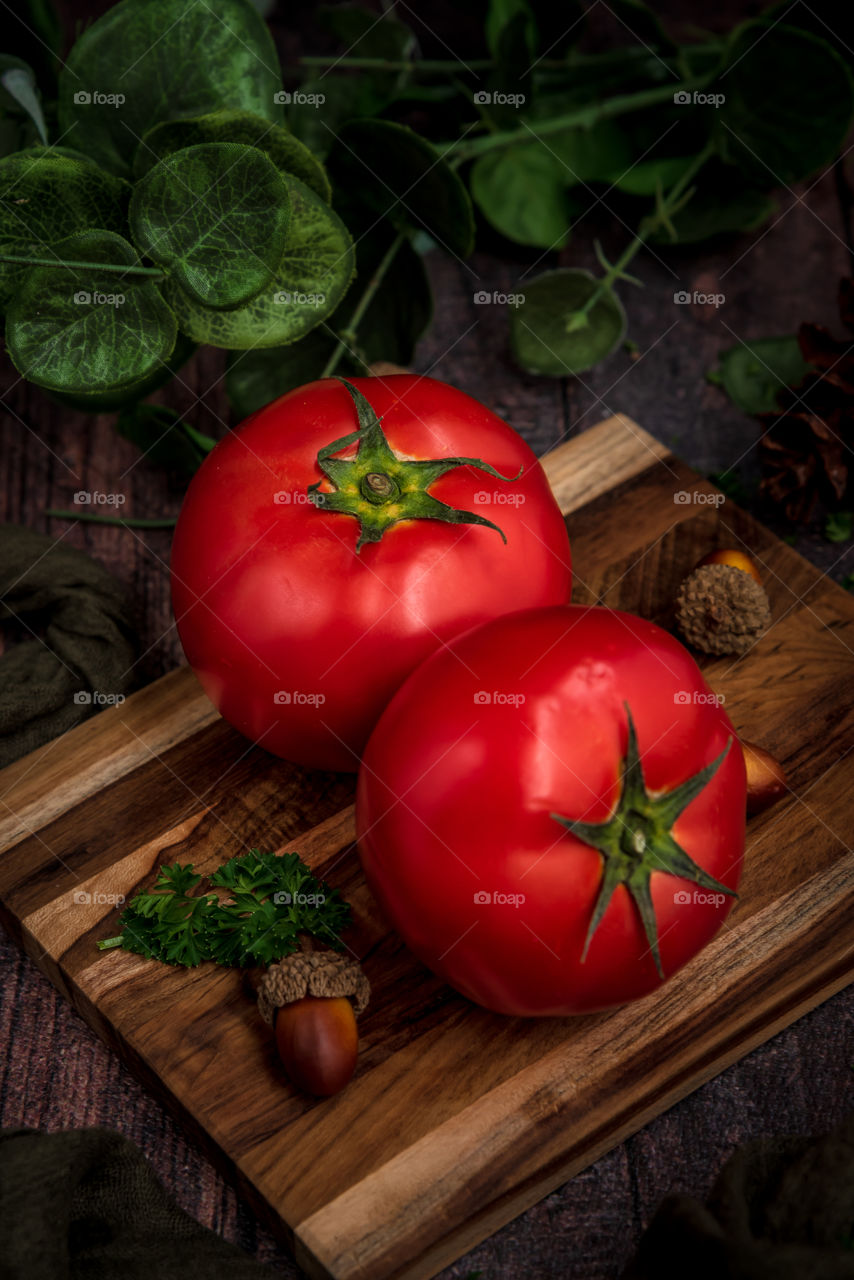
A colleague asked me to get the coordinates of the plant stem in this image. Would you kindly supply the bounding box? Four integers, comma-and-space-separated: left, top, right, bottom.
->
570, 141, 714, 326
441, 76, 711, 161
96, 936, 125, 950
296, 45, 723, 73
320, 229, 407, 378
46, 509, 177, 528
0, 253, 164, 277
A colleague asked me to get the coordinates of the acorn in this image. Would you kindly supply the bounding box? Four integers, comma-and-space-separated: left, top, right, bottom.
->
742, 739, 788, 815
696, 548, 762, 584
676, 562, 771, 655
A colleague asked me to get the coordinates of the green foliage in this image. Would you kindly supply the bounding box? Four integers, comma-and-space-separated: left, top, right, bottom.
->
99, 850, 352, 968
708, 337, 811, 414
824, 512, 853, 544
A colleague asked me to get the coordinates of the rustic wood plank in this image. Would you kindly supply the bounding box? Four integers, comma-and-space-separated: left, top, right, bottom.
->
0, 415, 852, 1280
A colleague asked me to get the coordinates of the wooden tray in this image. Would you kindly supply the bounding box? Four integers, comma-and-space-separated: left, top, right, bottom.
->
2, 415, 853, 1280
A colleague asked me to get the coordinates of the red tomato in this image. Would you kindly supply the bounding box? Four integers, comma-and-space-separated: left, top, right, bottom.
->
171, 375, 571, 770
356, 604, 746, 1016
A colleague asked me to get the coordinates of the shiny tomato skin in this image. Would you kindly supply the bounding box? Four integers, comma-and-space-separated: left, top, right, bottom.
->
170, 375, 571, 770
356, 604, 746, 1016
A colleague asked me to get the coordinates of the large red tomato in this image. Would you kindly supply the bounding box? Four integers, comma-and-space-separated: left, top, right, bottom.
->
356, 604, 746, 1016
171, 375, 571, 770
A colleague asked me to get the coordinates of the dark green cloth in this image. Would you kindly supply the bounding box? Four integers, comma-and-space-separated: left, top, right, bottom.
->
0, 524, 136, 768
0, 1128, 278, 1280
623, 1113, 854, 1279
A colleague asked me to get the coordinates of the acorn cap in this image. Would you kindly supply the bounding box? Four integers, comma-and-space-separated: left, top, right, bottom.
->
676, 562, 771, 656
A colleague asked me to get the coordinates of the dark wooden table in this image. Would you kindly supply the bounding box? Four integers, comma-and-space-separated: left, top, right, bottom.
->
1, 2, 853, 1277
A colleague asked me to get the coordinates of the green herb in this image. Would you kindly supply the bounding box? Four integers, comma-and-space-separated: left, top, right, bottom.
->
707, 337, 811, 415
97, 850, 351, 967
824, 512, 853, 543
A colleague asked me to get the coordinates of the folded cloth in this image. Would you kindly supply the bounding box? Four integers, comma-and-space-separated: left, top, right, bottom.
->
0, 524, 137, 768
622, 1113, 854, 1280
0, 1128, 278, 1280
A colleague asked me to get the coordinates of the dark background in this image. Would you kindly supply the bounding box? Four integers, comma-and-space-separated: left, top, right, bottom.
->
1, 1, 852, 1276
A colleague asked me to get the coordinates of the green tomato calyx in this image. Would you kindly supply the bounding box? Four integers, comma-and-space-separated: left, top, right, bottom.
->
307, 377, 523, 552
551, 703, 735, 979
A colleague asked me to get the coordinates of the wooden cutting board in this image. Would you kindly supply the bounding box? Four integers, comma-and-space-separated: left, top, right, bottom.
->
2, 414, 853, 1280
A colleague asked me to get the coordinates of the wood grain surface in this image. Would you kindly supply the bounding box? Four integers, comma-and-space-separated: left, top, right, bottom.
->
1, 417, 852, 1280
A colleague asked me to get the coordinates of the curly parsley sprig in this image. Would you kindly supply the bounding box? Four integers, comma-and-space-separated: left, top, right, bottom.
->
97, 850, 351, 967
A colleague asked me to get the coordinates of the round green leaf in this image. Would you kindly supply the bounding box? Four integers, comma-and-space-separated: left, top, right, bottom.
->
57, 0, 284, 177
6, 229, 178, 396
130, 143, 289, 310
470, 147, 573, 249
49, 332, 196, 413
714, 22, 854, 186
164, 174, 354, 349
327, 119, 475, 258
709, 336, 811, 415
0, 149, 129, 309
134, 110, 330, 202
510, 268, 626, 376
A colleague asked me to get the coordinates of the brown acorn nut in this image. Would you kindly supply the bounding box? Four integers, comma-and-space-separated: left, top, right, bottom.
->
275, 996, 358, 1097
696, 548, 762, 584
742, 739, 788, 815
676, 563, 771, 655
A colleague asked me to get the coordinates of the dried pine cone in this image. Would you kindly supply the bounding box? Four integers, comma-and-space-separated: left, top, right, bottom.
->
676, 563, 771, 656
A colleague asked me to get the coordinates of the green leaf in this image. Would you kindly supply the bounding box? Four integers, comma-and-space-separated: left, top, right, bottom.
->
606, 0, 677, 52
57, 0, 284, 177
164, 173, 354, 348
824, 512, 853, 543
130, 142, 290, 309
538, 118, 634, 185
486, 0, 538, 60
708, 336, 811, 414
47, 330, 196, 414
0, 149, 129, 310
225, 330, 348, 419
714, 22, 854, 186
6, 229, 177, 397
510, 268, 627, 376
287, 76, 367, 159
116, 401, 214, 477
0, 58, 47, 145
134, 109, 330, 202
615, 155, 695, 196
648, 179, 776, 244
471, 147, 574, 248
327, 119, 475, 258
